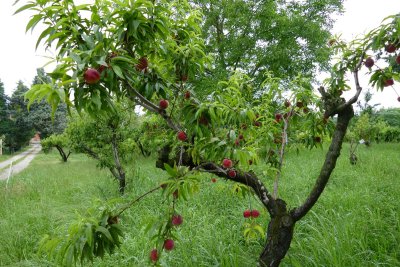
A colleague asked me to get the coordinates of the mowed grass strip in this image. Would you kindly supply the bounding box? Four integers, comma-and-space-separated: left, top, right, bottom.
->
0, 143, 399, 266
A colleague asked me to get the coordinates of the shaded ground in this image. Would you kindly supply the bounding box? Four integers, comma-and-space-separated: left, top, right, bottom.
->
0, 145, 42, 180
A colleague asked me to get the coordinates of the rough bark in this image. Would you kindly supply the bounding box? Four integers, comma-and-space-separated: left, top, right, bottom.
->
259, 199, 294, 267
291, 104, 354, 221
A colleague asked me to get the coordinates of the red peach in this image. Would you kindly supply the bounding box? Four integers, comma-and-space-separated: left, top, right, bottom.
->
251, 210, 260, 218
385, 43, 396, 53
228, 170, 237, 178
150, 249, 158, 262
396, 55, 400, 65
164, 239, 175, 251
364, 57, 374, 68
159, 99, 169, 109
275, 113, 282, 122
184, 91, 191, 99
136, 57, 148, 71
222, 158, 233, 168
384, 79, 394, 87
177, 131, 187, 141
172, 214, 183, 226
296, 101, 304, 108
243, 210, 251, 218
84, 68, 100, 84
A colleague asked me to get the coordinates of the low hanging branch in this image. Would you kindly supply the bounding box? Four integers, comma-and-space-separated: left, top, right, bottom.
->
196, 162, 275, 214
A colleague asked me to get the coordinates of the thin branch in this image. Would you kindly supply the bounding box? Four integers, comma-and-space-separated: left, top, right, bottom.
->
124, 81, 182, 131
81, 145, 120, 181
273, 117, 289, 199
338, 51, 366, 110
116, 185, 162, 216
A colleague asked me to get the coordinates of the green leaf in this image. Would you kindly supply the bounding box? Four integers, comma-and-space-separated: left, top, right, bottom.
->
164, 163, 177, 177
95, 226, 113, 242
91, 93, 102, 110
111, 64, 124, 79
25, 14, 43, 32
35, 27, 53, 50
75, 4, 91, 11
253, 224, 265, 237
14, 2, 36, 15
47, 31, 68, 44
110, 56, 135, 64
85, 224, 94, 249
82, 33, 94, 46
65, 244, 75, 267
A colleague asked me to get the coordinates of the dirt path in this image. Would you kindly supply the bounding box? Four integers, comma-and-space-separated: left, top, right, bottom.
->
0, 145, 42, 181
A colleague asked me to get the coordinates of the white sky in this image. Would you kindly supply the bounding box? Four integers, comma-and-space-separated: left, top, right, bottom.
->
0, 0, 399, 108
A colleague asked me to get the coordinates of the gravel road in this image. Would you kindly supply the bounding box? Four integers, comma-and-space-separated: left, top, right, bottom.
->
0, 145, 42, 181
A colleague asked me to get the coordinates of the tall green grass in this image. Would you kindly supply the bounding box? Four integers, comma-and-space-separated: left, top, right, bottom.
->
0, 143, 399, 266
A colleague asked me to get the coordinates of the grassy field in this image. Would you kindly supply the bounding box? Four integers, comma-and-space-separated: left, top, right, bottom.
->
0, 154, 12, 162
0, 143, 399, 267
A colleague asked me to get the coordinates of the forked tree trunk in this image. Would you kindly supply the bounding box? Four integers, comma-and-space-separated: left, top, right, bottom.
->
259, 199, 294, 267
55, 145, 71, 162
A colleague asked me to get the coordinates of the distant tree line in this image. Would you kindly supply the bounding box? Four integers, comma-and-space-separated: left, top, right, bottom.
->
0, 69, 67, 153
346, 90, 400, 144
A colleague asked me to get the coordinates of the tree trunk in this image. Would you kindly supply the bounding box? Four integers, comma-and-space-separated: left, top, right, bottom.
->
137, 140, 150, 157
111, 131, 126, 195
55, 145, 70, 162
118, 172, 126, 195
259, 199, 295, 267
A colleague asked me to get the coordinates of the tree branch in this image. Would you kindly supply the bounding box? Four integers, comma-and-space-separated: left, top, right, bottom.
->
117, 185, 162, 216
273, 117, 289, 199
80, 145, 121, 182
124, 81, 181, 131
197, 162, 278, 216
124, 81, 159, 112
291, 104, 354, 221
337, 51, 366, 111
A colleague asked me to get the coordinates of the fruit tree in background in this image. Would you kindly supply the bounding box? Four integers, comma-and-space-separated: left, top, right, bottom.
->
16, 0, 400, 266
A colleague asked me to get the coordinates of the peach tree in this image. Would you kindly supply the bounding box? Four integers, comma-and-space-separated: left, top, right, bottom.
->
41, 133, 71, 162
64, 104, 138, 194
16, 0, 400, 266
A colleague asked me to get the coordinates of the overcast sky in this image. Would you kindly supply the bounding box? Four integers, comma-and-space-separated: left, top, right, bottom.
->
0, 0, 399, 108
